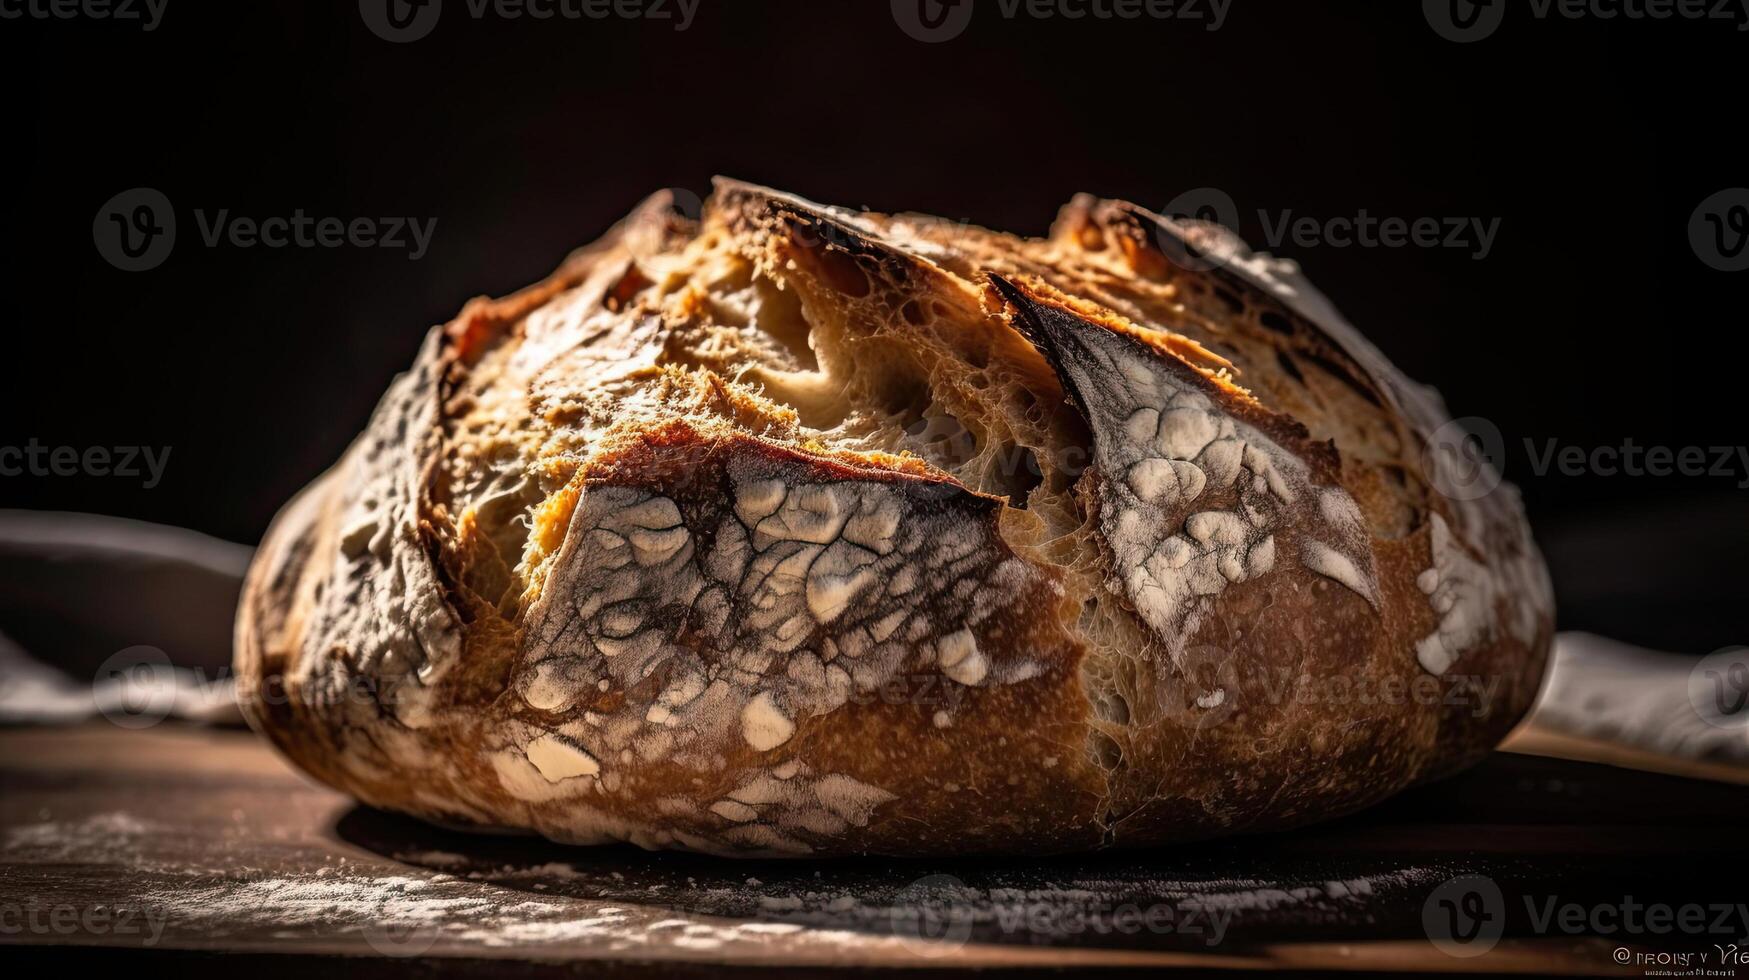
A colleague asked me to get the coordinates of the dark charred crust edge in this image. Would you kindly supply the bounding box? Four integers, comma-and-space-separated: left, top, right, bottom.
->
986, 274, 1093, 421
587, 418, 993, 509
711, 177, 937, 291
991, 273, 1344, 484
1094, 201, 1397, 416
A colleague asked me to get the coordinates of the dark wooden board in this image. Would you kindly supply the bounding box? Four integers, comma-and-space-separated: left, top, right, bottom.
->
1, 724, 1744, 975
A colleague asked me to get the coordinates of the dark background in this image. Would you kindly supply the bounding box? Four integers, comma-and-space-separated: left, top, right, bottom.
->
0, 0, 1741, 652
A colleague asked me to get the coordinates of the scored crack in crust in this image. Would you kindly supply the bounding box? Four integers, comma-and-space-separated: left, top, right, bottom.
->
234, 180, 1554, 856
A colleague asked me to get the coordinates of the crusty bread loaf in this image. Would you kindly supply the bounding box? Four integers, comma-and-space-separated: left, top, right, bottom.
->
234, 181, 1554, 856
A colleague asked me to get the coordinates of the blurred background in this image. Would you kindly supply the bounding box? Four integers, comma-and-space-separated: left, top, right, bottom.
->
0, 0, 1742, 663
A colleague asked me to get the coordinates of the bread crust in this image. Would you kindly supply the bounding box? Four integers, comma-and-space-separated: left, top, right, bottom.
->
235, 182, 1553, 856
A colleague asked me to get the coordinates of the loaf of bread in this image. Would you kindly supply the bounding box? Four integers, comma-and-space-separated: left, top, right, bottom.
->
234, 181, 1554, 856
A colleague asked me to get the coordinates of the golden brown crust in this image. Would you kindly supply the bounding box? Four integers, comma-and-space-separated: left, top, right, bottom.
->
235, 181, 1553, 856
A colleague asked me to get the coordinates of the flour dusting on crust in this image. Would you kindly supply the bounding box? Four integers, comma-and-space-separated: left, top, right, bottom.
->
236, 182, 1553, 856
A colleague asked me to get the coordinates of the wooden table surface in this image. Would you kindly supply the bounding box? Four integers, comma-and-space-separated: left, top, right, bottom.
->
1, 723, 1744, 976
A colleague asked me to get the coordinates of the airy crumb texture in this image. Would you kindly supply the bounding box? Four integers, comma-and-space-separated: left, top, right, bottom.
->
235, 181, 1554, 856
